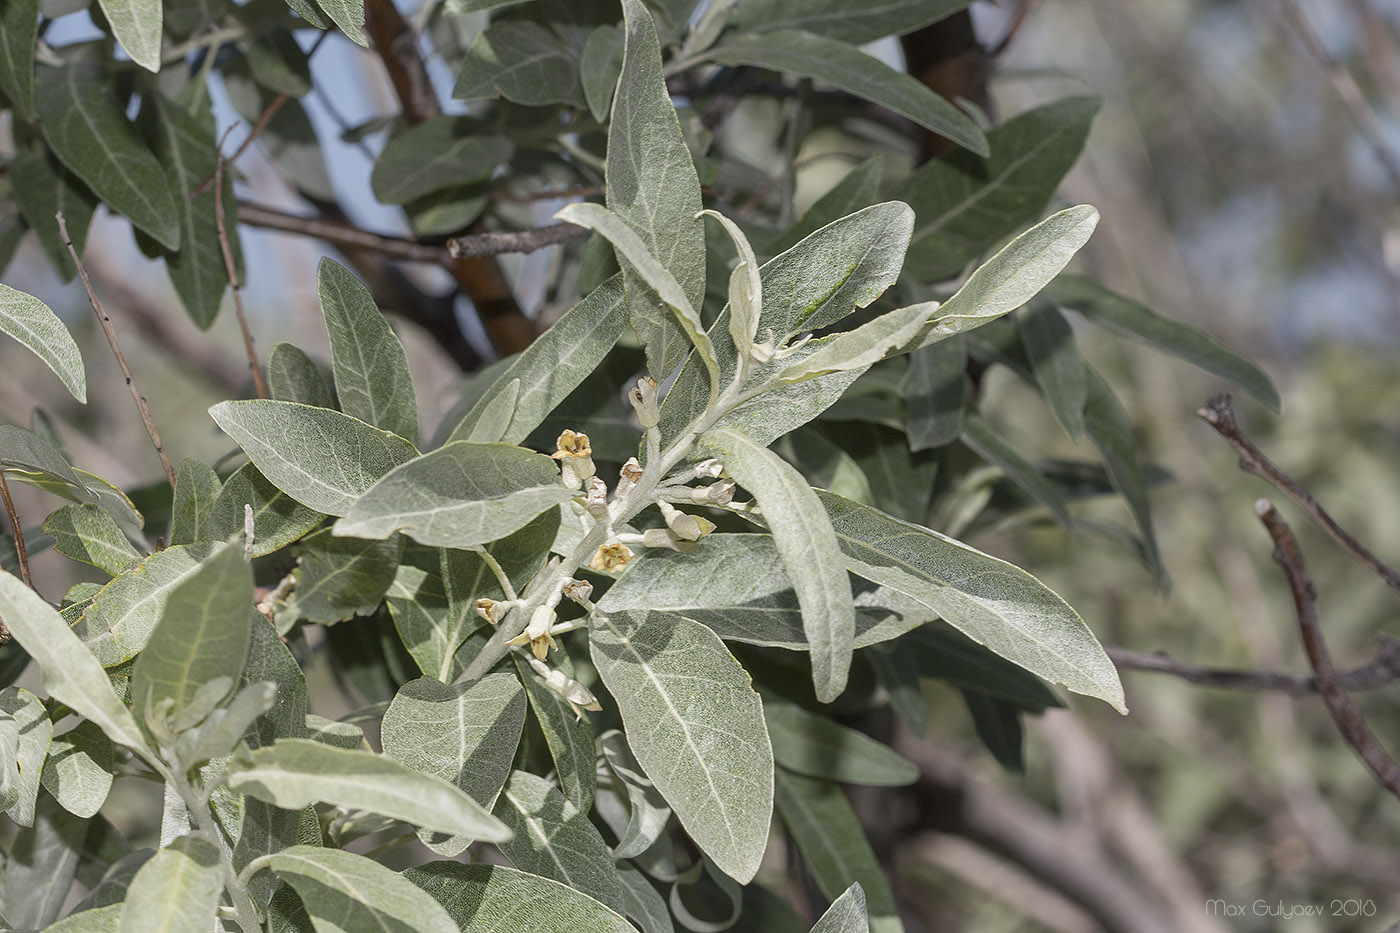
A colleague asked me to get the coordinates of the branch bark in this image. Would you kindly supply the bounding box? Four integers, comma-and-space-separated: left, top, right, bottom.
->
1107, 637, 1400, 695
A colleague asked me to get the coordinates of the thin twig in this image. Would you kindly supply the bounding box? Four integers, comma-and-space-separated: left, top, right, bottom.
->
446, 222, 589, 260
237, 202, 448, 262
1198, 394, 1400, 595
1255, 498, 1400, 802
0, 470, 31, 589
57, 212, 178, 489
1107, 637, 1400, 695
189, 94, 289, 200
214, 129, 269, 399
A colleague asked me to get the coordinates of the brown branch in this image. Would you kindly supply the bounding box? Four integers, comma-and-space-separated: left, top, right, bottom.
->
237, 202, 448, 263
1108, 637, 1400, 695
446, 222, 589, 260
0, 470, 31, 589
1198, 394, 1400, 595
190, 94, 288, 200
215, 130, 268, 399
1255, 499, 1400, 802
57, 212, 177, 489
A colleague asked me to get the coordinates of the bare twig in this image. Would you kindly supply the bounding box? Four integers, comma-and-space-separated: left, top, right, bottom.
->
1255, 499, 1400, 802
237, 202, 448, 263
215, 129, 269, 399
189, 94, 289, 200
1198, 394, 1400, 595
57, 212, 177, 489
446, 222, 589, 260
0, 470, 31, 589
1108, 637, 1400, 695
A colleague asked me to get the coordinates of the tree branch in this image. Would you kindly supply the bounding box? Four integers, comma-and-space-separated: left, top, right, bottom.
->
0, 470, 31, 589
1107, 637, 1400, 695
236, 202, 448, 264
1255, 499, 1400, 802
1198, 394, 1400, 595
215, 130, 268, 399
446, 222, 589, 260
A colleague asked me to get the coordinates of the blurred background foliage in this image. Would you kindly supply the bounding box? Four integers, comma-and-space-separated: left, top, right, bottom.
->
4, 0, 1400, 930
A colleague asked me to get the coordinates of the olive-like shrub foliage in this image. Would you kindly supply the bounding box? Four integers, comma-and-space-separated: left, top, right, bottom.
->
0, 1, 1278, 930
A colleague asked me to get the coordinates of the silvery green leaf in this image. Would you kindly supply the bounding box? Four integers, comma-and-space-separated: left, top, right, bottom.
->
617, 862, 674, 933
580, 23, 623, 122
184, 681, 278, 766
169, 460, 221, 547
607, 0, 705, 380
810, 883, 870, 933
208, 463, 323, 558
73, 544, 217, 667
226, 738, 511, 841
42, 504, 140, 575
318, 258, 419, 443
597, 535, 925, 650
382, 674, 525, 856
36, 64, 178, 248
705, 29, 985, 156
961, 416, 1069, 527
386, 548, 456, 680
494, 769, 626, 912
777, 428, 875, 506
96, 0, 161, 72
72, 843, 150, 916
130, 542, 251, 725
0, 282, 85, 401
46, 904, 122, 932
701, 427, 854, 702
1046, 273, 1280, 411
0, 0, 39, 118
280, 529, 401, 625
0, 423, 83, 487
0, 569, 146, 752
733, 0, 970, 44
1018, 301, 1087, 440
701, 209, 763, 356
0, 704, 18, 811
333, 441, 572, 548
209, 400, 418, 516
264, 847, 456, 933
234, 799, 315, 907
898, 97, 1100, 282
775, 770, 900, 933
899, 337, 967, 451
0, 687, 51, 825
775, 300, 942, 383
763, 696, 917, 786
910, 205, 1101, 353
116, 833, 223, 933
371, 117, 512, 205
452, 20, 583, 107
307, 0, 366, 46
590, 609, 773, 883
830, 421, 938, 523
599, 729, 670, 860
1083, 368, 1164, 585
1, 792, 87, 929
817, 490, 1126, 712
406, 862, 638, 933
240, 614, 310, 747
514, 655, 595, 812
268, 342, 335, 409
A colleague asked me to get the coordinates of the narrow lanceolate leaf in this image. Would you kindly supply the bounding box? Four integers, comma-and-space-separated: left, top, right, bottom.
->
268, 342, 335, 408
169, 459, 222, 546
318, 258, 419, 443
702, 428, 854, 702
35, 64, 179, 248
449, 276, 626, 445
817, 491, 1126, 712
209, 400, 418, 516
581, 23, 623, 121
763, 696, 918, 786
910, 205, 1101, 353
775, 299, 943, 383
72, 544, 217, 667
1083, 368, 1165, 585
371, 117, 512, 204
382, 674, 526, 856
265, 848, 456, 933
702, 210, 763, 355
590, 609, 773, 883
514, 656, 596, 813
494, 770, 626, 913
208, 463, 323, 558
961, 416, 1070, 527
1018, 301, 1087, 440
334, 441, 572, 547
130, 541, 252, 721
775, 770, 901, 933
1046, 273, 1280, 411
0, 0, 39, 117
96, 0, 162, 72
556, 202, 719, 396
227, 738, 511, 841
42, 504, 140, 575
0, 283, 85, 401
406, 862, 638, 933
733, 0, 970, 44
0, 687, 51, 826
811, 884, 870, 933
452, 21, 584, 108
10, 132, 97, 281
0, 569, 146, 752
40, 720, 114, 819
117, 834, 223, 933
900, 337, 967, 451
898, 97, 1101, 282
608, 0, 705, 380
705, 29, 986, 156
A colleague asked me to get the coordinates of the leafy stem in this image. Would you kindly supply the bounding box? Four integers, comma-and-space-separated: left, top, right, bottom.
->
168, 760, 262, 932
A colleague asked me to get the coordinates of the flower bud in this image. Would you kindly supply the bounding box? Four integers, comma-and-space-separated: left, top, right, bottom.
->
474, 598, 501, 624
584, 476, 608, 514
545, 669, 603, 719
690, 479, 735, 506
694, 458, 724, 479
642, 528, 699, 552
562, 578, 594, 607
658, 500, 717, 542
628, 377, 660, 428
551, 429, 595, 491
615, 457, 644, 499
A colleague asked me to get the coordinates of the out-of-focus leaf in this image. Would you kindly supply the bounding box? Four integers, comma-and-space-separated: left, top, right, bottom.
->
371, 117, 512, 205
43, 504, 140, 575
960, 688, 1025, 772
0, 283, 86, 401
581, 23, 623, 121
733, 0, 971, 44
222, 69, 335, 202
909, 623, 1062, 710
268, 342, 335, 409
617, 862, 673, 933
1, 791, 88, 929
961, 416, 1070, 527
0, 0, 39, 117
406, 862, 638, 932
763, 695, 917, 786
771, 157, 883, 254
36, 64, 179, 248
598, 729, 670, 859
453, 20, 584, 107
705, 29, 985, 156
514, 655, 595, 812
1083, 367, 1165, 584
900, 336, 966, 451
9, 132, 96, 281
